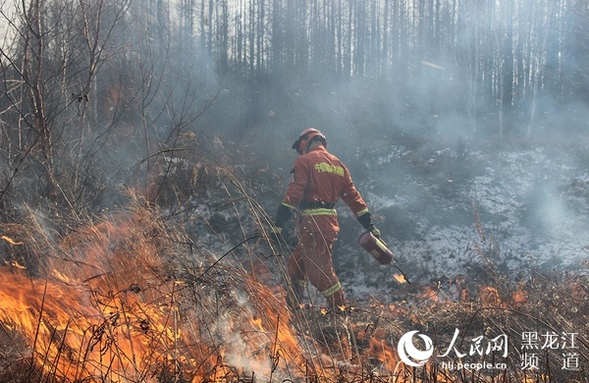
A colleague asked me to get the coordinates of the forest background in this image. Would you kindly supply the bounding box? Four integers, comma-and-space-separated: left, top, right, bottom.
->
1, 0, 589, 286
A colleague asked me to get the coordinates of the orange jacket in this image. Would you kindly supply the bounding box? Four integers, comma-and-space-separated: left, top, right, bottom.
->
280, 146, 368, 232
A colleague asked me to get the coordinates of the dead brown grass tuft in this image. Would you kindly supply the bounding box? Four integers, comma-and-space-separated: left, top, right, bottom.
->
0, 196, 586, 383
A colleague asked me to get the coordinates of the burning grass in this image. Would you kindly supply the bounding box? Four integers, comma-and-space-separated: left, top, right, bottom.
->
0, 203, 306, 383
0, 200, 587, 383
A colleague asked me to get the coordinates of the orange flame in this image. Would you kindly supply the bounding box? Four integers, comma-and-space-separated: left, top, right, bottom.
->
2, 210, 557, 383
393, 273, 408, 284
0, 213, 309, 382
1, 235, 23, 245
478, 286, 502, 306
367, 336, 399, 372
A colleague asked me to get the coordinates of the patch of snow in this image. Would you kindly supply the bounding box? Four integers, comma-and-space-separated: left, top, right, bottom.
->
346, 144, 589, 292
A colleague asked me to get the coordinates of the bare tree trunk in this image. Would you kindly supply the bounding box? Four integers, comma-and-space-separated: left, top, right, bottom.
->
25, 0, 59, 200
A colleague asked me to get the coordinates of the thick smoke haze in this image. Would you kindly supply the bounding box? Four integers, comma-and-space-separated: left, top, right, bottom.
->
0, 0, 588, 283
2, 5, 589, 383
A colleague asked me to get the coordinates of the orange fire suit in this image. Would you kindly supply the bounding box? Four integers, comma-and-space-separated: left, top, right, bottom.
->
275, 145, 370, 308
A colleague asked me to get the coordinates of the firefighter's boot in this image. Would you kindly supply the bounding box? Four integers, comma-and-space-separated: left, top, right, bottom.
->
324, 284, 346, 312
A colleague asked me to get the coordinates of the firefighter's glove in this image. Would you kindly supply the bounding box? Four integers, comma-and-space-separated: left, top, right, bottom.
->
275, 203, 294, 228
358, 211, 385, 243
357, 211, 377, 235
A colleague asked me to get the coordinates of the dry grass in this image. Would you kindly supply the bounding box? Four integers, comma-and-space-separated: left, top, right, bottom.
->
0, 189, 587, 383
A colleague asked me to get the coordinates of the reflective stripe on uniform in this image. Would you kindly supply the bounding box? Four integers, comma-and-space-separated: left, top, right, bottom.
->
356, 208, 369, 217
300, 208, 337, 216
321, 282, 342, 297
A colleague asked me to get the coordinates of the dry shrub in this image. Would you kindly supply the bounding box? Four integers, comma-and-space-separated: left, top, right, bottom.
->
0, 196, 587, 383
0, 199, 307, 383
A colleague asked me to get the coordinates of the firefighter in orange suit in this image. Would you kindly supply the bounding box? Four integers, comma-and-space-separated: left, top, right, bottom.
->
272, 128, 381, 309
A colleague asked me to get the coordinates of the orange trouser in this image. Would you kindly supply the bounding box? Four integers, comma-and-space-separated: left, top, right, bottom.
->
287, 228, 345, 308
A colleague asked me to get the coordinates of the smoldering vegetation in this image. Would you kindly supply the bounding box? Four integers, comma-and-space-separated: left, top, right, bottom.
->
0, 179, 587, 383
1, 0, 589, 381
